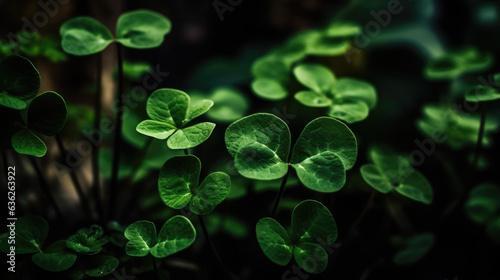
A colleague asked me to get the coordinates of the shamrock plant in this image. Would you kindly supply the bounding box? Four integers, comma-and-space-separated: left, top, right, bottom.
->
225, 114, 357, 193
66, 225, 109, 255
256, 200, 338, 273
293, 63, 377, 123
0, 216, 77, 272
0, 55, 68, 157
360, 146, 433, 205
465, 184, 500, 244
136, 88, 216, 149
60, 9, 171, 55
124, 216, 196, 258
424, 46, 493, 80
158, 155, 231, 215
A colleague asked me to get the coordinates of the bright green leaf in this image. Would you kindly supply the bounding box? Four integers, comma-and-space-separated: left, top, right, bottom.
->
60, 17, 113, 56
328, 101, 370, 123
332, 78, 377, 109
11, 129, 47, 157
291, 200, 337, 244
190, 172, 231, 215
293, 242, 328, 274
206, 87, 249, 122
185, 99, 214, 123
167, 122, 216, 149
147, 88, 189, 127
251, 78, 288, 100
136, 120, 177, 140
234, 143, 289, 180
256, 217, 293, 266
158, 155, 199, 209
294, 91, 332, 107
116, 10, 171, 49
293, 64, 335, 93
466, 85, 500, 102
150, 216, 196, 258
124, 220, 157, 257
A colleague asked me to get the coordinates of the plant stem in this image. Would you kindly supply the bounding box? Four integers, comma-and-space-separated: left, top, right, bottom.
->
471, 102, 487, 172
92, 52, 103, 222
384, 198, 413, 234
151, 255, 160, 280
197, 215, 235, 280
271, 166, 291, 217
28, 156, 65, 222
54, 134, 93, 221
108, 43, 125, 220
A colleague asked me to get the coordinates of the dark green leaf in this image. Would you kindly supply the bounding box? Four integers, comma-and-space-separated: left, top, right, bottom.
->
158, 155, 199, 209
66, 225, 109, 255
124, 220, 157, 257
11, 129, 47, 157
146, 88, 189, 127
32, 240, 77, 272
60, 17, 113, 56
190, 172, 231, 215
0, 215, 47, 254
256, 217, 293, 266
84, 255, 119, 277
465, 184, 500, 224
27, 91, 67, 135
293, 242, 328, 274
291, 200, 337, 244
0, 55, 40, 100
150, 215, 196, 258
393, 233, 434, 265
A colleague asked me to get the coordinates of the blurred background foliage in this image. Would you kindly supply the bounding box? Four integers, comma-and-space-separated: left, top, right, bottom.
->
1, 0, 500, 279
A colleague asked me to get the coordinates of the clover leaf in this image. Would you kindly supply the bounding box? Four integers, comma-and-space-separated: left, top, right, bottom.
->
391, 233, 434, 265
60, 10, 171, 56
256, 200, 337, 274
10, 91, 68, 157
124, 216, 196, 258
136, 88, 216, 149
225, 114, 357, 193
0, 215, 47, 254
191, 87, 249, 123
424, 46, 493, 80
32, 240, 77, 272
293, 63, 377, 123
465, 73, 500, 102
66, 225, 109, 255
0, 55, 40, 110
360, 146, 433, 204
158, 155, 231, 215
416, 104, 499, 149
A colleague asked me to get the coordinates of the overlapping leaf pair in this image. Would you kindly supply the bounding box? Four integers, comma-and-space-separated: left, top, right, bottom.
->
256, 200, 337, 273
0, 55, 67, 157
225, 114, 357, 192
465, 184, 500, 244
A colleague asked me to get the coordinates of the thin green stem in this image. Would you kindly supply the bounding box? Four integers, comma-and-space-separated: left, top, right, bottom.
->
109, 43, 125, 220
54, 134, 93, 221
28, 156, 65, 222
384, 198, 414, 234
271, 166, 291, 217
471, 102, 487, 172
197, 215, 235, 280
92, 52, 104, 222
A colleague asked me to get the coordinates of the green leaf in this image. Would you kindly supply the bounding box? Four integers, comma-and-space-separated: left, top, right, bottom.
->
185, 99, 214, 123
293, 242, 328, 274
466, 85, 500, 102
425, 47, 493, 80
465, 184, 500, 224
158, 155, 199, 209
32, 240, 77, 272
27, 91, 67, 135
294, 91, 332, 107
361, 146, 433, 204
11, 129, 47, 157
251, 78, 288, 100
205, 87, 249, 122
167, 122, 216, 149
293, 64, 335, 93
60, 17, 113, 56
150, 216, 196, 258
0, 92, 26, 110
147, 88, 189, 127
190, 172, 231, 215
332, 78, 377, 109
84, 255, 119, 277
252, 56, 289, 82
234, 143, 289, 180
305, 31, 351, 56
255, 217, 293, 266
291, 200, 337, 244
290, 117, 357, 192
124, 220, 157, 257
327, 101, 370, 123
226, 113, 291, 163
0, 215, 47, 254
136, 120, 177, 140
116, 10, 171, 49
66, 225, 109, 255
393, 233, 434, 265
122, 60, 152, 81
326, 22, 361, 38
0, 55, 40, 100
